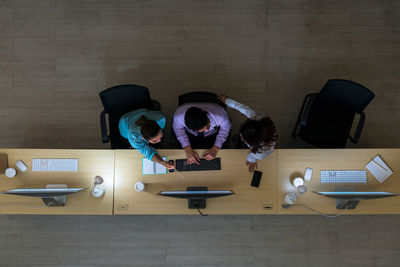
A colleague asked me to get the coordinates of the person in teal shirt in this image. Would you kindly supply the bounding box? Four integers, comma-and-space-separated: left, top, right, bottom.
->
119, 108, 174, 169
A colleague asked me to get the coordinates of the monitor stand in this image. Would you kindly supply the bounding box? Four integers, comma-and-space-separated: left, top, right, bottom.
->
335, 187, 359, 209
42, 184, 68, 207
187, 187, 207, 209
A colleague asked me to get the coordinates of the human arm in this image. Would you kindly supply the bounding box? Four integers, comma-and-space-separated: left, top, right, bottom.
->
172, 107, 191, 148
184, 145, 200, 164
152, 154, 174, 170
129, 135, 174, 169
246, 145, 275, 172
217, 94, 261, 120
202, 145, 219, 161
213, 107, 231, 149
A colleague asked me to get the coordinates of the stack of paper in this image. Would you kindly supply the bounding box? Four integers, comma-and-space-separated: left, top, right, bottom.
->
142, 157, 167, 175
366, 155, 393, 183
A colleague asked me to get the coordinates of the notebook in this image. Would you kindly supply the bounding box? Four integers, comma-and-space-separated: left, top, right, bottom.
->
142, 157, 167, 175
366, 155, 393, 183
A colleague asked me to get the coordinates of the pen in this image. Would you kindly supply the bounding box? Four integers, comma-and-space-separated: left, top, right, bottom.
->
174, 168, 184, 178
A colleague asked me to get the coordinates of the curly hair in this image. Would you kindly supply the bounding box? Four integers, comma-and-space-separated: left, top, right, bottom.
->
239, 117, 277, 153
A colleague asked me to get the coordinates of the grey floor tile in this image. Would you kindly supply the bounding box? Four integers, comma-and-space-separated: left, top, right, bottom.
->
165, 215, 252, 231
79, 247, 166, 265
16, 248, 79, 265
195, 230, 282, 248
254, 248, 340, 267
79, 215, 167, 232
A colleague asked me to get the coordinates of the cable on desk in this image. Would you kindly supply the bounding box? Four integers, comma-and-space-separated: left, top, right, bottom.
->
281, 204, 348, 218
197, 208, 208, 216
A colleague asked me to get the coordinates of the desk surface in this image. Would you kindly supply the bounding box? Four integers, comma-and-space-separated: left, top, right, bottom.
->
0, 149, 114, 215
114, 149, 277, 214
1, 148, 399, 215
277, 149, 400, 214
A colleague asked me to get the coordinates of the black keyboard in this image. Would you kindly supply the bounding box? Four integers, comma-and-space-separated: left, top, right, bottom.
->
175, 158, 221, 172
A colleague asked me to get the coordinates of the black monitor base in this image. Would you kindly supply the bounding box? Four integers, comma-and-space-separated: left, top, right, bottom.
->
336, 200, 359, 209
41, 196, 66, 207
335, 187, 359, 209
187, 187, 207, 209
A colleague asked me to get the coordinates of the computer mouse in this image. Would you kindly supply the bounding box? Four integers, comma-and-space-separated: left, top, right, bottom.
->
304, 167, 312, 181
168, 160, 174, 172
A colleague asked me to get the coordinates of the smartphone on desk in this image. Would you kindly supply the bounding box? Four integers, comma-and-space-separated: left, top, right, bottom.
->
251, 171, 262, 187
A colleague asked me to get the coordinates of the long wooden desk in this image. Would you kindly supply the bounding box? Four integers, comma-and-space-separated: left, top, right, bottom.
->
277, 149, 400, 214
1, 148, 399, 215
0, 149, 114, 215
114, 149, 277, 214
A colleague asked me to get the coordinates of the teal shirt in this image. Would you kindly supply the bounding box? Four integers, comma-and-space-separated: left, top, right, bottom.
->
118, 108, 166, 160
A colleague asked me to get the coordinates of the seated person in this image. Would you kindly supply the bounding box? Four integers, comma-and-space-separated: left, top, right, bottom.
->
119, 108, 174, 169
172, 103, 231, 164
217, 94, 277, 173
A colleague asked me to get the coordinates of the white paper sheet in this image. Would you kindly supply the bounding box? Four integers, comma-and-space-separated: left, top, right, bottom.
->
142, 157, 167, 175
366, 155, 393, 183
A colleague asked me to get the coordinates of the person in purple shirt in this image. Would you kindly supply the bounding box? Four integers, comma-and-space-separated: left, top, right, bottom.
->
172, 103, 231, 164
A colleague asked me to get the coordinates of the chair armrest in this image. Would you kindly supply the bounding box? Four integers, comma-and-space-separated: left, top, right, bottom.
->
292, 93, 317, 138
100, 110, 109, 143
349, 112, 366, 144
151, 100, 161, 111
299, 93, 317, 126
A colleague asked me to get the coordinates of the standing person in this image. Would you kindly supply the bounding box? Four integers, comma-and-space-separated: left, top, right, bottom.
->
217, 95, 277, 173
119, 108, 174, 169
172, 103, 231, 164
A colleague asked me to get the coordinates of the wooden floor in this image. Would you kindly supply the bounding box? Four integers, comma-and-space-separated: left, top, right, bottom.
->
1, 0, 400, 266
0, 215, 400, 266
0, 0, 399, 149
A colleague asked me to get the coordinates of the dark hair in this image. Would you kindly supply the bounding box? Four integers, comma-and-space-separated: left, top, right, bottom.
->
239, 117, 277, 153
184, 107, 209, 131
135, 115, 161, 140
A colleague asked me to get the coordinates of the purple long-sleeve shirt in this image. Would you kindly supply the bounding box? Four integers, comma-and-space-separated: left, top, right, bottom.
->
172, 103, 231, 148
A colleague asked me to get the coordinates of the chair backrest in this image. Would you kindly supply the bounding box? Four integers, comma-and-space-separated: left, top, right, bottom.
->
178, 91, 226, 109
99, 84, 153, 113
317, 79, 375, 113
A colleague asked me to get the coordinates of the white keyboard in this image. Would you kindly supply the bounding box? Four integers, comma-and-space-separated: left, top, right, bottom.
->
320, 170, 367, 183
32, 158, 78, 172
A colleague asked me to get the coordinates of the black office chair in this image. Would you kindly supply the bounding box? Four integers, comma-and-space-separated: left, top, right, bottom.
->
292, 79, 375, 148
178, 91, 226, 109
99, 84, 160, 149
171, 91, 230, 148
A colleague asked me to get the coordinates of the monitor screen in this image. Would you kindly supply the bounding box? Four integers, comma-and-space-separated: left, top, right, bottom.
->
158, 190, 234, 199
1, 188, 86, 197
313, 191, 396, 200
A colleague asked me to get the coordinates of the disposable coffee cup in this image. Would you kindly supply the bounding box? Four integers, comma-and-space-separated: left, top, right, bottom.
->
5, 168, 17, 178
92, 185, 105, 198
293, 177, 304, 187
135, 181, 145, 192
284, 192, 297, 205
297, 185, 307, 195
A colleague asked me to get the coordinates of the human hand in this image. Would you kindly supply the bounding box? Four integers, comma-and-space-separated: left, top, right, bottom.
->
216, 94, 228, 103
184, 146, 200, 164
246, 161, 257, 173
163, 161, 175, 170
202, 145, 219, 161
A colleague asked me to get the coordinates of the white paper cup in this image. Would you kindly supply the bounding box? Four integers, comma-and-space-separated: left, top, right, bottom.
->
92, 185, 105, 198
293, 177, 304, 187
284, 192, 297, 204
135, 181, 145, 192
5, 168, 17, 178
